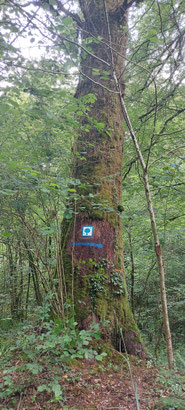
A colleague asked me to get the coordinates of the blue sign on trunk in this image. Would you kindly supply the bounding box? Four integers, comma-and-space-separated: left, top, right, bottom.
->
82, 226, 93, 237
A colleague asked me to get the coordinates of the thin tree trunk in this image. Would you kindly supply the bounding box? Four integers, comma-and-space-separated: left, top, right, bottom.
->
23, 240, 42, 305
113, 75, 174, 368
7, 242, 18, 319
17, 250, 24, 319
128, 226, 135, 314
25, 271, 31, 319
138, 261, 156, 321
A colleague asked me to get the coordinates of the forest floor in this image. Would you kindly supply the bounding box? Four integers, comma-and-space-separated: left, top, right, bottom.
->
1, 353, 185, 409
0, 320, 185, 410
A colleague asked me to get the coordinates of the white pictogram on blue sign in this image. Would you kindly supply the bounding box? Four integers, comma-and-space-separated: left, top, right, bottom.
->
82, 226, 93, 237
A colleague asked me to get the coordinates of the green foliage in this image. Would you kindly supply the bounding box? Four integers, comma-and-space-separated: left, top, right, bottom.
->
0, 71, 97, 320
110, 271, 125, 295
85, 259, 125, 303
154, 397, 185, 410
159, 369, 183, 391
0, 0, 185, 378
154, 368, 185, 409
0, 310, 106, 403
38, 380, 63, 402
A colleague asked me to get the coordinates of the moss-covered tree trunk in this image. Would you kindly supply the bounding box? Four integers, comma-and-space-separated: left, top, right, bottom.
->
62, 0, 146, 358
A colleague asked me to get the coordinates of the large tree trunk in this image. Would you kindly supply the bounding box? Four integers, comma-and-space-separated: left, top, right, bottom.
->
61, 0, 146, 358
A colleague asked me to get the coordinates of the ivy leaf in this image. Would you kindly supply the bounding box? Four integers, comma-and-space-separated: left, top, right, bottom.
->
50, 382, 63, 401
26, 363, 43, 374
95, 352, 107, 361
38, 384, 50, 392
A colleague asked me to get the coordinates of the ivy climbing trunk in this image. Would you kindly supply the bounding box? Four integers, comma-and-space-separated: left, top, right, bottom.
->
62, 0, 146, 358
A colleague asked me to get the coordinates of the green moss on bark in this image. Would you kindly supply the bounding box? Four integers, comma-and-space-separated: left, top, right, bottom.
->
60, 244, 146, 357
59, 0, 146, 359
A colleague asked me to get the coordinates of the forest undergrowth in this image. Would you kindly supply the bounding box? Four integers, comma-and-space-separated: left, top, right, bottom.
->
0, 308, 184, 410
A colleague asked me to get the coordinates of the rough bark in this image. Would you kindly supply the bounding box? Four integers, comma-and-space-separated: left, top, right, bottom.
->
61, 0, 146, 358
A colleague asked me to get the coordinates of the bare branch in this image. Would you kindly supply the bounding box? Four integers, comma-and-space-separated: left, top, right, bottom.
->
41, 0, 84, 28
